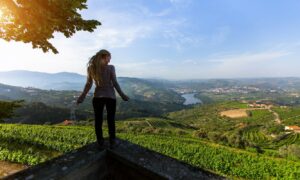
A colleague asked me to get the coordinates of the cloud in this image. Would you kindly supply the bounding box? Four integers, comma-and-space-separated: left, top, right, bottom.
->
0, 39, 85, 73
86, 48, 295, 80
158, 17, 204, 51
114, 59, 170, 78
87, 9, 155, 49
168, 0, 193, 8
133, 5, 172, 17
88, 2, 200, 51
205, 50, 292, 78
94, 26, 153, 49
208, 50, 290, 63
160, 28, 203, 51
0, 1, 194, 77
82, 8, 158, 49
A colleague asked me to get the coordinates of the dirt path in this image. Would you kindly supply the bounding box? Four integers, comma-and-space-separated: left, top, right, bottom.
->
266, 107, 282, 124
145, 120, 153, 127
0, 160, 29, 178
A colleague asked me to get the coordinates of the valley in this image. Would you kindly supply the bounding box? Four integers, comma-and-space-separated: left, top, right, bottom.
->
1, 73, 300, 178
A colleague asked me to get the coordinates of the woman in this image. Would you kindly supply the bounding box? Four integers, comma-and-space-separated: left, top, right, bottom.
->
76, 49, 129, 149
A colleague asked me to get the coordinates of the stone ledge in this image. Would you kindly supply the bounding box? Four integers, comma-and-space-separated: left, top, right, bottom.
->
3, 138, 225, 180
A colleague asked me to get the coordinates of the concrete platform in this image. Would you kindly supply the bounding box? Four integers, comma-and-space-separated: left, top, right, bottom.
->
2, 138, 225, 180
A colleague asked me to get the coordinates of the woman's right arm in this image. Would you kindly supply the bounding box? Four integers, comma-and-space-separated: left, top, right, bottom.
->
111, 65, 129, 101
77, 73, 93, 104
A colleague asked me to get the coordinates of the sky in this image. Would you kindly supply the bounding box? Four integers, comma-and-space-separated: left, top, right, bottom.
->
1, 0, 300, 80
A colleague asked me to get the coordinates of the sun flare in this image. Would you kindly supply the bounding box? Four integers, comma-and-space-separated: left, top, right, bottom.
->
0, 9, 5, 22
0, 8, 13, 23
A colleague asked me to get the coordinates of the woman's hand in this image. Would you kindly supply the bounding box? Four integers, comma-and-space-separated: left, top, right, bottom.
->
121, 94, 130, 101
76, 95, 85, 105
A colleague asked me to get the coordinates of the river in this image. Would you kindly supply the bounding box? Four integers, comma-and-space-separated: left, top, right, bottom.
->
181, 93, 202, 105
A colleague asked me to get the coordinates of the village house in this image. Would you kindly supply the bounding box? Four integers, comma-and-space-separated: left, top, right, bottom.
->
248, 103, 266, 108
285, 125, 300, 133
63, 120, 75, 125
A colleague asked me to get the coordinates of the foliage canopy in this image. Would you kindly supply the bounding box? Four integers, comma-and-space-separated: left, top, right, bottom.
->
0, 0, 101, 53
0, 100, 24, 122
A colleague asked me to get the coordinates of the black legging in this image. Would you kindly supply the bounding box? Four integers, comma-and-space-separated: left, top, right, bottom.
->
92, 97, 116, 143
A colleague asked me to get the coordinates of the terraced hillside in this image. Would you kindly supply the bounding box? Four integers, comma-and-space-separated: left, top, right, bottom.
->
1, 101, 300, 179
1, 120, 300, 179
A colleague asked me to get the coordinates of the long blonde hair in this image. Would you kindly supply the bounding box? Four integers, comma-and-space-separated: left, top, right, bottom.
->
87, 49, 111, 86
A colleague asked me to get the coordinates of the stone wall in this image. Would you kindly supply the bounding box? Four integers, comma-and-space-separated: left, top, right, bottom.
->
3, 138, 224, 180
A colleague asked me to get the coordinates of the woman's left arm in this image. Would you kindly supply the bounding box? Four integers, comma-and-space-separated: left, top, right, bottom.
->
111, 65, 129, 101
77, 73, 93, 104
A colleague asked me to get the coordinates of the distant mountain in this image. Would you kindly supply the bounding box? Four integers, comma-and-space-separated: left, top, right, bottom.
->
0, 70, 184, 104
0, 70, 187, 124
0, 70, 86, 90
0, 82, 186, 124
